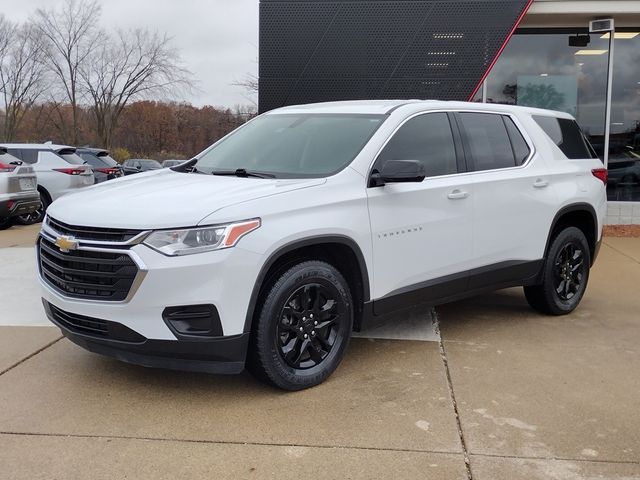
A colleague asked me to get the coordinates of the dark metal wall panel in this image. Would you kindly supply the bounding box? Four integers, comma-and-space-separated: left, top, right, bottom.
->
259, 0, 532, 112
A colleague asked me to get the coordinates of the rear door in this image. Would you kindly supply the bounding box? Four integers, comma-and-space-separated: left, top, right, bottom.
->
455, 111, 557, 289
366, 112, 474, 312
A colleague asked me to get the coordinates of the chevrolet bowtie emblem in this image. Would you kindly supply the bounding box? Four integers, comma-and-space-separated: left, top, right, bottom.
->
54, 235, 78, 253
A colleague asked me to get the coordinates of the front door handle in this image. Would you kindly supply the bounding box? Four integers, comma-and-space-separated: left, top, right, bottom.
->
447, 189, 469, 200
533, 179, 549, 188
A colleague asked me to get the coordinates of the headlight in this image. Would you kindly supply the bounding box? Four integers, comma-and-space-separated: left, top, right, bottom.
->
143, 218, 260, 256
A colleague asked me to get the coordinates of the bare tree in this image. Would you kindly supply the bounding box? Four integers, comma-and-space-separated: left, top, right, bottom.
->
80, 28, 194, 148
0, 15, 14, 96
0, 22, 47, 141
35, 0, 101, 144
232, 72, 258, 107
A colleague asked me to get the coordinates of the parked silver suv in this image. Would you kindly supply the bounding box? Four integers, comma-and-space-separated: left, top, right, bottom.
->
2, 143, 94, 224
0, 147, 40, 230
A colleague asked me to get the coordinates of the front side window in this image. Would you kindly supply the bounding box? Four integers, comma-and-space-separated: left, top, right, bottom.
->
459, 112, 516, 171
195, 114, 386, 178
375, 112, 458, 177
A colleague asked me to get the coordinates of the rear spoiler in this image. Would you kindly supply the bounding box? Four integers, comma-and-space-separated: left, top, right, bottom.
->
56, 147, 77, 155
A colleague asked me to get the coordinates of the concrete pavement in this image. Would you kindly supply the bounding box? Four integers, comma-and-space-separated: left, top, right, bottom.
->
0, 224, 639, 479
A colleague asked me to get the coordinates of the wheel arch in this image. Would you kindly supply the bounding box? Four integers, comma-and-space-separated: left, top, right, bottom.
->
243, 235, 371, 334
37, 185, 52, 206
544, 203, 599, 266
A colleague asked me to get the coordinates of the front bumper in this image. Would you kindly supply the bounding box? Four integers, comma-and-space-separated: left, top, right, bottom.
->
0, 191, 40, 218
38, 223, 264, 374
44, 299, 249, 374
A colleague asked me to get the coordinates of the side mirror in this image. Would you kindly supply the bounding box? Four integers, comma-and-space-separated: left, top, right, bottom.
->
136, 165, 141, 170
370, 160, 425, 187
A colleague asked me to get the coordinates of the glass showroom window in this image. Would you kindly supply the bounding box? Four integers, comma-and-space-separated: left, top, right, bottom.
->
480, 29, 640, 202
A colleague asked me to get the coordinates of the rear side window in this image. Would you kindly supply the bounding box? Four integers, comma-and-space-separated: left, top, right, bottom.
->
458, 113, 515, 170
533, 116, 595, 159
7, 149, 38, 164
503, 117, 531, 165
0, 150, 22, 164
376, 112, 458, 177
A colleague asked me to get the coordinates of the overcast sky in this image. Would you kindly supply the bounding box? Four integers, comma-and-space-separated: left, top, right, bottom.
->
0, 0, 259, 108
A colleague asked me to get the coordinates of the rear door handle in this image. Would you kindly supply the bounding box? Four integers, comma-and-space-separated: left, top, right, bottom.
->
447, 189, 469, 200
533, 179, 549, 188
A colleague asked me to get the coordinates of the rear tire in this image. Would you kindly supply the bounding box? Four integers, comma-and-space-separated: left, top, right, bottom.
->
248, 260, 353, 391
15, 192, 47, 225
0, 216, 13, 230
524, 227, 591, 315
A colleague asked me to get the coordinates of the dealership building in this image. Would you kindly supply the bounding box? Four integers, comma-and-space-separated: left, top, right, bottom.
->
259, 0, 640, 223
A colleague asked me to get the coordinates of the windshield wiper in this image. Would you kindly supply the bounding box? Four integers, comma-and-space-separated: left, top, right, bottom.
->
212, 168, 275, 179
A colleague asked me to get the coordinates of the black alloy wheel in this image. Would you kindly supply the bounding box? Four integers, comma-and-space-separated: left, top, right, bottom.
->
553, 242, 586, 301
248, 260, 353, 390
276, 283, 342, 370
524, 226, 591, 315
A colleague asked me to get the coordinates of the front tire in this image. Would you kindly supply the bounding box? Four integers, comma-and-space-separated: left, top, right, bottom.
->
524, 227, 591, 315
248, 260, 353, 391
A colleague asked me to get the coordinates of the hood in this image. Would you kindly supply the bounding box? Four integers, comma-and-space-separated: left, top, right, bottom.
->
47, 169, 325, 229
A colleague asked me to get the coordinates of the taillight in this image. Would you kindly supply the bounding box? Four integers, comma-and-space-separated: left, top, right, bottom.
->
592, 168, 608, 185
95, 168, 119, 174
0, 162, 17, 172
54, 168, 87, 175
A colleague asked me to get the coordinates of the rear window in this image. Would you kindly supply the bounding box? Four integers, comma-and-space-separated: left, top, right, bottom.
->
98, 154, 118, 166
533, 116, 595, 159
80, 153, 105, 167
59, 152, 86, 165
458, 112, 516, 171
0, 150, 22, 165
7, 149, 38, 164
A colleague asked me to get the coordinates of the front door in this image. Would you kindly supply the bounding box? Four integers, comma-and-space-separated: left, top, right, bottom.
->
366, 112, 474, 314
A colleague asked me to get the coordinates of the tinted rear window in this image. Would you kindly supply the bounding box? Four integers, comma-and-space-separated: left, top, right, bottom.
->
533, 116, 595, 159
0, 150, 22, 164
459, 112, 516, 171
60, 152, 86, 165
503, 117, 531, 165
7, 149, 38, 164
99, 155, 118, 166
80, 153, 106, 167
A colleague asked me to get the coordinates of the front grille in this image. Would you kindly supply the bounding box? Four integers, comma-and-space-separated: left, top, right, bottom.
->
47, 216, 142, 242
39, 237, 139, 301
45, 301, 146, 342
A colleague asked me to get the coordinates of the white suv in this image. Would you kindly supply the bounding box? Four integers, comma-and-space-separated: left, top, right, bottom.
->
2, 143, 94, 224
38, 100, 607, 390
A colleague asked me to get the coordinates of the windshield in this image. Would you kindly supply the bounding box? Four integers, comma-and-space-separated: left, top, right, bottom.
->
194, 113, 386, 178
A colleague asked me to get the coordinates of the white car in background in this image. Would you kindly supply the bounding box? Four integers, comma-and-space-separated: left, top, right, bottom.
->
0, 147, 40, 230
1, 143, 94, 224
